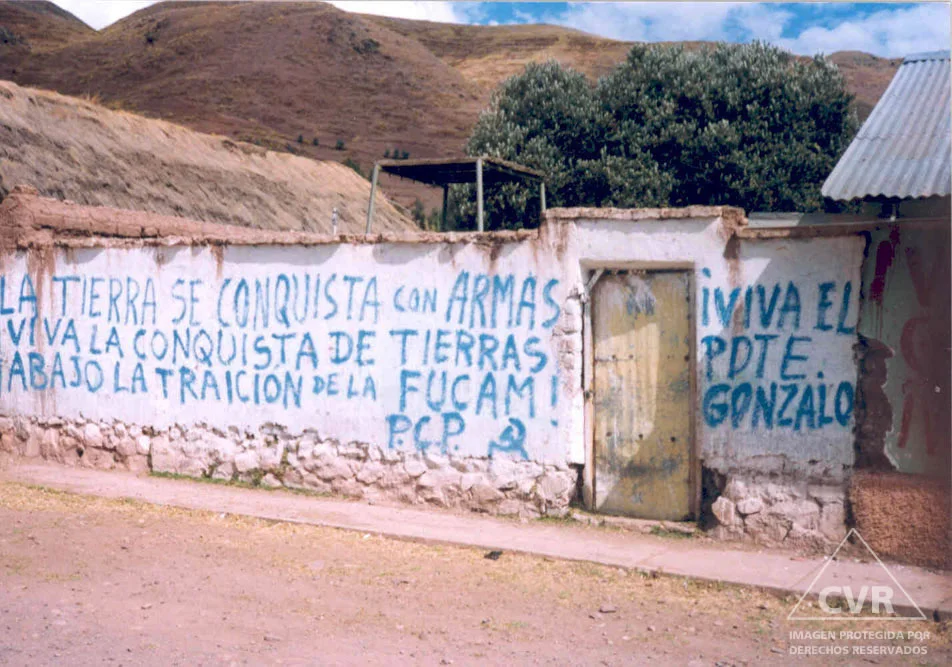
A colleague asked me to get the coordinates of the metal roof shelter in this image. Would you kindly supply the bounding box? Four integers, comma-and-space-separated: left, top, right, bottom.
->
822, 50, 951, 202
365, 156, 546, 233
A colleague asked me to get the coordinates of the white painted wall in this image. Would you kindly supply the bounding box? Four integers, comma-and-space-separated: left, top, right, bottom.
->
0, 240, 577, 465
0, 212, 865, 482
568, 217, 865, 480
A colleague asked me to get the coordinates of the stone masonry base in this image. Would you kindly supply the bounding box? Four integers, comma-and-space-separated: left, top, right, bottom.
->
1, 414, 857, 550
709, 473, 847, 552
0, 415, 577, 519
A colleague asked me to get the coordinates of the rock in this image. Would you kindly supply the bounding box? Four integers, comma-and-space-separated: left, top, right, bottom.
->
115, 437, 137, 459
40, 429, 60, 458
83, 423, 103, 449
769, 499, 820, 531
489, 457, 518, 490
599, 604, 617, 614
460, 473, 481, 492
378, 446, 402, 463
745, 511, 792, 545
786, 525, 829, 552
356, 463, 385, 485
377, 467, 410, 490
424, 451, 449, 470
258, 446, 283, 471
234, 450, 260, 474
212, 462, 234, 481
207, 436, 236, 462
496, 499, 523, 516
736, 497, 764, 516
516, 477, 536, 496
819, 501, 846, 541
808, 485, 845, 506
417, 470, 439, 489
135, 435, 151, 456
331, 478, 364, 499
470, 483, 504, 506
315, 458, 354, 482
23, 432, 41, 458
338, 444, 366, 460
711, 496, 738, 527
723, 478, 748, 502
260, 473, 282, 489
536, 472, 573, 504
403, 458, 427, 479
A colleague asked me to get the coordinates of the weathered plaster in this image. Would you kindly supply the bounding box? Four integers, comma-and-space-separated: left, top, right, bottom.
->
0, 193, 870, 540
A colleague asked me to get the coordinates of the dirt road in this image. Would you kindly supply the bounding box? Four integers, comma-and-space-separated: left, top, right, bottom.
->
1, 482, 947, 666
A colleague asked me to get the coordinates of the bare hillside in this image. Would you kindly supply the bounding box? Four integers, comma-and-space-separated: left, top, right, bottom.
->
368, 15, 901, 122
0, 80, 414, 234
0, 1, 901, 211
0, 0, 92, 52
2, 1, 483, 210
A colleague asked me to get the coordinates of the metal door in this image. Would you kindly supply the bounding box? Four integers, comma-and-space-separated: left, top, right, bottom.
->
592, 270, 693, 520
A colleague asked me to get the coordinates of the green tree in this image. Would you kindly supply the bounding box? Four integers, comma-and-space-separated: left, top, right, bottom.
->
459, 43, 856, 228
343, 157, 362, 177
410, 198, 426, 227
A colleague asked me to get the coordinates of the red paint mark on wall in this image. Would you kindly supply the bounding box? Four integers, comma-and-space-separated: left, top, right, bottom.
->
894, 237, 951, 460
869, 227, 900, 306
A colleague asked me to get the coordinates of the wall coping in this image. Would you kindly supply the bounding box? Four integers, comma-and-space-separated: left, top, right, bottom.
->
0, 187, 537, 248
544, 205, 746, 225
10, 186, 926, 249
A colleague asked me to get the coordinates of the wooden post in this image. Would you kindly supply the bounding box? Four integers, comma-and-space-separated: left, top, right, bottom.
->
365, 163, 380, 234
441, 185, 449, 232
582, 268, 604, 510
476, 157, 484, 232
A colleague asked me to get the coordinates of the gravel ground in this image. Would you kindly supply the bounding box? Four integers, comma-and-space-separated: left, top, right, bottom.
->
0, 482, 948, 666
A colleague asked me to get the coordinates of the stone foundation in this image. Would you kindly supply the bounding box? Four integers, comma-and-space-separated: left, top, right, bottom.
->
0, 414, 578, 519
708, 473, 847, 552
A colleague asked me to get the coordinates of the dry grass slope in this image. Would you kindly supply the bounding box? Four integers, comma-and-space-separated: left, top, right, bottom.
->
0, 1, 903, 213
0, 80, 414, 234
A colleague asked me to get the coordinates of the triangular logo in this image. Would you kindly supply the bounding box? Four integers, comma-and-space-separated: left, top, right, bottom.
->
788, 528, 928, 621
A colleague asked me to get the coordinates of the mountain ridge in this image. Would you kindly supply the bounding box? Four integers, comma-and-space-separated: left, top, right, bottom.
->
1, 1, 902, 210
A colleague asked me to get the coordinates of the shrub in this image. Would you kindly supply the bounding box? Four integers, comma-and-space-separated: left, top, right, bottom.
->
335, 139, 346, 151
312, 137, 319, 147
463, 43, 857, 227
411, 198, 426, 226
343, 157, 362, 177
296, 134, 304, 143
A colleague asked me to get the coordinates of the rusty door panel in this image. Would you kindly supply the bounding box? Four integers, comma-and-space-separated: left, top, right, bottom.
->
592, 270, 693, 520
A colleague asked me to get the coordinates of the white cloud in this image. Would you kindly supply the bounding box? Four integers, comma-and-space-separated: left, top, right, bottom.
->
326, 1, 466, 23
776, 4, 951, 57
50, 0, 466, 30
46, 1, 952, 57
52, 0, 156, 30
550, 2, 740, 43
541, 2, 950, 58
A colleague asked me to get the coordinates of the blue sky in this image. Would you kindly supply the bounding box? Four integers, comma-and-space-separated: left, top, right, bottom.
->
53, 2, 950, 58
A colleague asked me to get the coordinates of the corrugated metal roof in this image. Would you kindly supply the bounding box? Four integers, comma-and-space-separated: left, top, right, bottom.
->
822, 50, 951, 201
